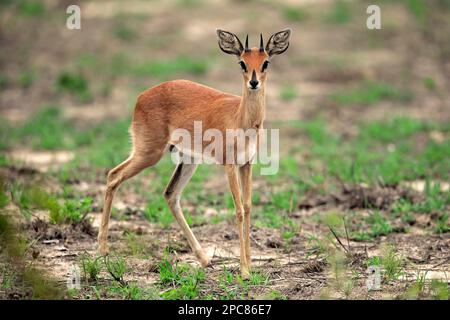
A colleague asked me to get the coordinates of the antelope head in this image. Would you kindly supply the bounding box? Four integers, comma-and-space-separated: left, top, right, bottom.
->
216, 29, 291, 92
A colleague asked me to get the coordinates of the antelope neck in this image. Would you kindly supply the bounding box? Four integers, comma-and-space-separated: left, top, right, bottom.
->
238, 85, 266, 129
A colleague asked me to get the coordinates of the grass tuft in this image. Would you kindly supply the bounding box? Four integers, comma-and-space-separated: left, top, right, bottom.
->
280, 85, 297, 102
325, 0, 351, 25
282, 6, 308, 22
132, 56, 208, 78
333, 82, 412, 106
56, 72, 92, 103
159, 255, 205, 299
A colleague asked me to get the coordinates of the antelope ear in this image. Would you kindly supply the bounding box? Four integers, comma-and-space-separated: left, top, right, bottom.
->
216, 29, 244, 57
265, 29, 291, 57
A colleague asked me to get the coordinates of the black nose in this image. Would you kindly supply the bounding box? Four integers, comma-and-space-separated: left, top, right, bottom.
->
250, 70, 259, 89
250, 80, 259, 89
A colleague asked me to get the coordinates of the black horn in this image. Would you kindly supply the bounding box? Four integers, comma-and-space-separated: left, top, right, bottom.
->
259, 33, 264, 52
245, 34, 249, 52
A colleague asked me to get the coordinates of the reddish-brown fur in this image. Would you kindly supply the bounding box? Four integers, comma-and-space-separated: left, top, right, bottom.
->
132, 79, 241, 161
98, 29, 291, 277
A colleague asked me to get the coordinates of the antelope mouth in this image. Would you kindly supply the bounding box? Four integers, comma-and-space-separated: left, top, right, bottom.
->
248, 84, 261, 91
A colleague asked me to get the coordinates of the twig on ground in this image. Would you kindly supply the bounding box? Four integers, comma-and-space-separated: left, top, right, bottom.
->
328, 226, 348, 253
343, 218, 351, 253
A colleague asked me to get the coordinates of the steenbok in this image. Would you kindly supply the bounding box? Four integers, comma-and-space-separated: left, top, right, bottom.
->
98, 29, 291, 277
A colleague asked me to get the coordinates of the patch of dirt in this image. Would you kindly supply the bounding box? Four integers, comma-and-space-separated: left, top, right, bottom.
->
298, 184, 419, 210
7, 150, 74, 172
25, 218, 96, 242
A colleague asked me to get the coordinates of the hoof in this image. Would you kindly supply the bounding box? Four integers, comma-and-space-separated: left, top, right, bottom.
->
241, 268, 250, 280
200, 258, 212, 268
195, 250, 211, 268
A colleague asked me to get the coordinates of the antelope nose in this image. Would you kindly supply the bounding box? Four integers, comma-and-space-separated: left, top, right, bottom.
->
249, 70, 259, 89
249, 80, 259, 89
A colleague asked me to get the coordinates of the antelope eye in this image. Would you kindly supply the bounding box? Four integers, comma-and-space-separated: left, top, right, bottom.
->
238, 61, 247, 72
262, 60, 270, 72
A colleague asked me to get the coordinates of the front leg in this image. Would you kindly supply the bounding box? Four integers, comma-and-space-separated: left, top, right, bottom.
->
239, 163, 252, 269
226, 165, 249, 278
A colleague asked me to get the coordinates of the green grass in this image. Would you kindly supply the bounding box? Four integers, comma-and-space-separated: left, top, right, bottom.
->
282, 6, 308, 22
327, 250, 351, 294
247, 271, 269, 286
0, 181, 9, 208
406, 0, 428, 26
104, 255, 127, 285
279, 85, 297, 102
6, 109, 448, 196
287, 117, 450, 186
216, 268, 238, 299
18, 70, 35, 88
159, 256, 205, 299
405, 270, 428, 298
366, 256, 381, 268
380, 244, 404, 282
325, 0, 351, 25
272, 190, 296, 212
1, 106, 132, 168
9, 182, 92, 224
366, 211, 393, 237
108, 51, 211, 81
76, 53, 100, 69
435, 212, 450, 233
109, 53, 130, 76
113, 23, 137, 41
177, 0, 204, 8
328, 210, 394, 241
106, 282, 159, 300
80, 253, 102, 282
365, 245, 404, 284
0, 74, 9, 90
18, 0, 45, 16
391, 182, 449, 234
210, 212, 232, 224
360, 117, 426, 143
429, 279, 449, 300
1, 266, 15, 290
403, 270, 449, 299
56, 71, 92, 103
124, 231, 148, 256
75, 118, 131, 168
213, 267, 268, 300
0, 212, 64, 299
185, 210, 207, 227
423, 77, 436, 90
260, 289, 288, 300
11, 183, 59, 219
8, 106, 69, 150
132, 56, 208, 78
145, 195, 174, 228
254, 207, 283, 229
52, 197, 93, 224
393, 182, 448, 215
332, 82, 412, 106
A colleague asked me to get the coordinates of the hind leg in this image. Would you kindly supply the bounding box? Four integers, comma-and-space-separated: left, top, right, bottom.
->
163, 162, 210, 267
98, 151, 162, 255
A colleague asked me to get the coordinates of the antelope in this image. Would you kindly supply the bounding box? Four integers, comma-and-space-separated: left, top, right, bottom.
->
97, 29, 291, 277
